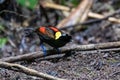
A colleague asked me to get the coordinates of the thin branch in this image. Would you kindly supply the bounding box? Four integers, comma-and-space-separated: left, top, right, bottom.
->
0, 61, 66, 80
1, 41, 120, 62
34, 47, 120, 61
0, 10, 29, 18
56, 0, 94, 28
88, 12, 120, 23
0, 51, 44, 62
60, 9, 120, 30
40, 1, 120, 23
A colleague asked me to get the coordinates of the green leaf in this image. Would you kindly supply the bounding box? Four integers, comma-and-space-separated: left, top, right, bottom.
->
0, 25, 4, 30
71, 0, 80, 7
17, 0, 38, 9
0, 38, 7, 48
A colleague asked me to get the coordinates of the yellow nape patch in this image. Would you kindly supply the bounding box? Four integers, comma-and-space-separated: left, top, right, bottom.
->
55, 31, 61, 40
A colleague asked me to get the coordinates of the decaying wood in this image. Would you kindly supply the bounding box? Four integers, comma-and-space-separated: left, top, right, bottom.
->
0, 61, 66, 80
1, 41, 120, 63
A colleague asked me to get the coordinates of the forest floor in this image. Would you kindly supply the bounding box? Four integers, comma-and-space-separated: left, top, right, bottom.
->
0, 0, 120, 80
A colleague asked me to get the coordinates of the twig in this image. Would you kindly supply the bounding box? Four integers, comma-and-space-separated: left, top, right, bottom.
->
1, 41, 120, 62
109, 71, 120, 77
41, 1, 120, 23
0, 61, 66, 80
88, 12, 120, 23
0, 10, 29, 18
34, 47, 120, 61
0, 51, 44, 62
40, 0, 70, 11
60, 9, 120, 30
56, 0, 93, 28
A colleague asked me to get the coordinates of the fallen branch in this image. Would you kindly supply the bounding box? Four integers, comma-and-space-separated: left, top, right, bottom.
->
88, 12, 120, 23
1, 41, 120, 62
0, 61, 66, 80
60, 8, 120, 30
56, 0, 93, 28
40, 0, 93, 29
40, 1, 120, 23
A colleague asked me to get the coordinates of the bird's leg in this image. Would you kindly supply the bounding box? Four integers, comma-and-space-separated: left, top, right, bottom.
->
40, 42, 47, 56
55, 48, 61, 54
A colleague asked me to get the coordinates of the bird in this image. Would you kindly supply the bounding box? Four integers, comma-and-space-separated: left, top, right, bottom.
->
35, 26, 72, 55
